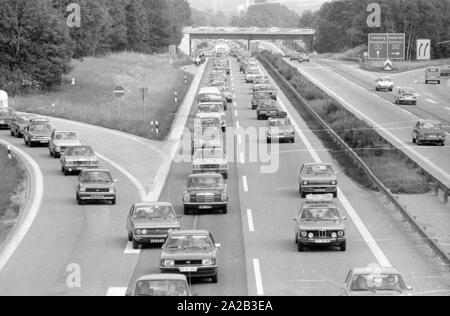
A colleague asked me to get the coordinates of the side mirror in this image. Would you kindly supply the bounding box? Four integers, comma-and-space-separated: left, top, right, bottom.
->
342, 217, 348, 221
114, 179, 119, 183
215, 243, 221, 248
407, 286, 413, 291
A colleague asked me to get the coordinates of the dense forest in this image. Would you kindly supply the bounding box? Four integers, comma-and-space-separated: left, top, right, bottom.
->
0, 0, 191, 95
300, 0, 450, 58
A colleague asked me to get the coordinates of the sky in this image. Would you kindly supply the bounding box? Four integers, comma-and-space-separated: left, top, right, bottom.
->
187, 0, 328, 14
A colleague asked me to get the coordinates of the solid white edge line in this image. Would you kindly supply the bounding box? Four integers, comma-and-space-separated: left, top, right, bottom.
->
123, 242, 141, 255
106, 287, 128, 297
425, 98, 438, 104
242, 176, 249, 192
234, 110, 238, 117
253, 259, 264, 296
0, 140, 44, 272
240, 152, 245, 164
402, 109, 413, 115
247, 209, 255, 232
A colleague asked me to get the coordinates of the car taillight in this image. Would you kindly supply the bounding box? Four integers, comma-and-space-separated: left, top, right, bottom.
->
221, 191, 227, 202
184, 193, 190, 203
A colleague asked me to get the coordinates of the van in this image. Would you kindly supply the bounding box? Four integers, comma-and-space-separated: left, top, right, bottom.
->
425, 67, 441, 84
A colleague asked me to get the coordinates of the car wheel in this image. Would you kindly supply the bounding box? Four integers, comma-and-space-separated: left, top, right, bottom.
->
222, 206, 228, 215
297, 243, 305, 252
223, 173, 228, 180
333, 192, 338, 198
441, 141, 445, 147
77, 195, 84, 205
340, 242, 347, 252
128, 233, 133, 242
412, 136, 416, 144
267, 138, 271, 144
111, 198, 116, 205
211, 274, 218, 284
64, 169, 69, 176
257, 115, 261, 120
425, 80, 428, 84
184, 207, 191, 215
413, 102, 417, 106
10, 129, 14, 136
132, 239, 140, 250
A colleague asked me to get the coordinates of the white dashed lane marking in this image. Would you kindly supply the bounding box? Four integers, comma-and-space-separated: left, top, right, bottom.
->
247, 209, 255, 232
253, 259, 264, 296
242, 176, 249, 192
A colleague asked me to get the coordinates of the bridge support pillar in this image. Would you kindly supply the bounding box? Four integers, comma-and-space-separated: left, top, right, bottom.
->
189, 36, 192, 57
247, 39, 251, 51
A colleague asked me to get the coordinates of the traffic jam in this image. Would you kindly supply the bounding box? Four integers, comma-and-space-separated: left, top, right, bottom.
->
0, 42, 446, 297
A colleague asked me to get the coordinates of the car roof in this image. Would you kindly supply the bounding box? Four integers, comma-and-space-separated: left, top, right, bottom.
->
199, 87, 221, 94
81, 168, 109, 173
133, 202, 174, 208
55, 130, 79, 134
136, 274, 188, 282
419, 119, 441, 125
188, 173, 223, 178
351, 267, 401, 275
303, 162, 333, 167
170, 230, 210, 236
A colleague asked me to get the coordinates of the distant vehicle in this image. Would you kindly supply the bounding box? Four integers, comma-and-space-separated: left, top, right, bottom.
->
252, 92, 273, 110
375, 77, 394, 91
127, 275, 191, 297
0, 107, 15, 130
183, 173, 228, 215
298, 163, 338, 198
394, 87, 417, 105
425, 67, 441, 84
196, 102, 226, 132
301, 54, 311, 63
253, 83, 277, 100
193, 148, 228, 179
9, 113, 35, 137
266, 117, 295, 143
290, 52, 303, 62
23, 121, 52, 147
412, 120, 446, 146
253, 76, 270, 86
126, 202, 181, 249
76, 169, 117, 205
340, 267, 412, 296
257, 103, 286, 120
160, 230, 220, 283
198, 87, 227, 110
440, 65, 450, 77
294, 194, 347, 252
61, 145, 99, 175
191, 124, 223, 156
217, 85, 233, 103
49, 130, 82, 158
245, 67, 261, 83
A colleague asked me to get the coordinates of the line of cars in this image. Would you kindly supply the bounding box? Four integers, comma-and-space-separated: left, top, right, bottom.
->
1, 108, 118, 205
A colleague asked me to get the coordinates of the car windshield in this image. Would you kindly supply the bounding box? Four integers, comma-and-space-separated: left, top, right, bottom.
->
194, 149, 224, 160
270, 119, 291, 127
300, 207, 340, 222
133, 205, 176, 220
17, 117, 33, 124
199, 94, 221, 103
379, 78, 391, 82
80, 171, 112, 183
254, 93, 271, 100
259, 100, 273, 107
134, 280, 188, 297
29, 124, 52, 133
350, 274, 407, 292
198, 104, 223, 113
187, 176, 223, 189
247, 68, 259, 74
0, 108, 15, 115
66, 146, 94, 156
402, 89, 414, 95
165, 235, 213, 250
303, 165, 334, 176
421, 122, 441, 129
55, 132, 78, 141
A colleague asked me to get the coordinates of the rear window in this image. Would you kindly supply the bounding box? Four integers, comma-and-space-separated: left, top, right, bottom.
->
427, 68, 439, 72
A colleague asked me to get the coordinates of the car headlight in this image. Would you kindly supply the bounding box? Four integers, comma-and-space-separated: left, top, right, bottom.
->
308, 233, 314, 239
338, 231, 345, 237
220, 164, 227, 169
163, 260, 175, 267
109, 187, 115, 193
331, 233, 338, 239
56, 147, 61, 152
135, 230, 142, 235
193, 165, 200, 170
141, 229, 148, 235
303, 181, 309, 186
183, 193, 190, 203
221, 191, 227, 202
331, 180, 337, 185
301, 231, 308, 238
202, 259, 215, 266
79, 187, 86, 192
66, 161, 73, 166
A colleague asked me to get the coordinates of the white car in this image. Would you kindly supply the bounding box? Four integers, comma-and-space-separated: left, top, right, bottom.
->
49, 130, 82, 158
375, 77, 394, 91
196, 102, 226, 132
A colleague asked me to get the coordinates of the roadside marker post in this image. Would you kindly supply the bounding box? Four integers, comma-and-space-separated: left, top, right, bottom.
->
175, 92, 178, 104
113, 86, 126, 117
7, 145, 12, 160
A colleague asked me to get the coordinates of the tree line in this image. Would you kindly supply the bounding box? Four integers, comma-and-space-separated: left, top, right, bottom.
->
0, 0, 191, 95
299, 0, 450, 58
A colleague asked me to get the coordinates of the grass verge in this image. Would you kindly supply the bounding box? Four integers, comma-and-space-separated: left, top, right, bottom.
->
10, 52, 193, 140
259, 51, 432, 194
0, 146, 28, 245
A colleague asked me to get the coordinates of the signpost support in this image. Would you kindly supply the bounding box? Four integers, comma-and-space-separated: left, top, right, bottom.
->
113, 86, 126, 118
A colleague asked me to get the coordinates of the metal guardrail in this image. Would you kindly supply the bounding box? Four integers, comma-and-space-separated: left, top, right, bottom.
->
259, 56, 450, 269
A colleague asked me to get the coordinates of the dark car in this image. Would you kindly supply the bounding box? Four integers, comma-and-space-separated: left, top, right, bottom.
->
160, 230, 220, 283
183, 173, 228, 215
294, 195, 347, 252
128, 274, 191, 297
441, 65, 450, 77
266, 117, 295, 143
61, 145, 99, 175
252, 92, 272, 110
298, 163, 338, 198
76, 169, 117, 205
23, 121, 52, 147
0, 107, 16, 129
394, 87, 417, 105
9, 113, 36, 137
253, 83, 277, 100
412, 120, 446, 146
126, 202, 181, 249
257, 104, 286, 120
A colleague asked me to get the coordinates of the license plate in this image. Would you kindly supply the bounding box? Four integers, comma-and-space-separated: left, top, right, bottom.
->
180, 267, 198, 273
199, 205, 212, 209
40, 141, 48, 144
315, 189, 327, 192
150, 239, 165, 244
95, 195, 104, 199
315, 239, 331, 244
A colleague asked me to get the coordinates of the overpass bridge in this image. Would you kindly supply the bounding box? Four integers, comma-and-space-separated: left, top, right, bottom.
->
183, 27, 316, 55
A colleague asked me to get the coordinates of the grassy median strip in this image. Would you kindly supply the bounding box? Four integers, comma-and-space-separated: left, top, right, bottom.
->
260, 51, 431, 194
0, 146, 28, 245
10, 52, 193, 140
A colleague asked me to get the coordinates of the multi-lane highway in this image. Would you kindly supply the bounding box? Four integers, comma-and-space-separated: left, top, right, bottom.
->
1, 52, 449, 296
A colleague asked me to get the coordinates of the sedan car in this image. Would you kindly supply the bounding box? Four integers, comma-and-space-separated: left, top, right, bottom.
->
76, 169, 117, 205
49, 130, 82, 158
245, 68, 261, 83
61, 145, 99, 175
193, 148, 228, 179
9, 113, 36, 137
441, 65, 450, 77
257, 104, 286, 120
395, 88, 417, 105
375, 77, 394, 91
217, 85, 233, 103
127, 274, 191, 297
412, 120, 446, 146
299, 163, 338, 198
160, 230, 220, 283
425, 67, 441, 84
183, 173, 228, 215
294, 194, 347, 252
253, 83, 277, 100
23, 121, 53, 147
127, 202, 181, 249
196, 102, 226, 132
0, 107, 16, 129
266, 117, 295, 143
340, 267, 412, 296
